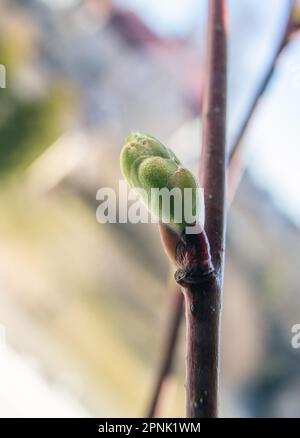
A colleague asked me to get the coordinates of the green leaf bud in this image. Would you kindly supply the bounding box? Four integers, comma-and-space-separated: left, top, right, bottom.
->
120, 133, 200, 234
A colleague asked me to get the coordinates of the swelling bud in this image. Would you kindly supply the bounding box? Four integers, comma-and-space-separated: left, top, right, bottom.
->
120, 133, 201, 234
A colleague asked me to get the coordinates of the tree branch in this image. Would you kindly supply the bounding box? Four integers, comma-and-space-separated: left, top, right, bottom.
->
228, 0, 296, 203
178, 0, 227, 418
146, 289, 183, 418
200, 0, 227, 272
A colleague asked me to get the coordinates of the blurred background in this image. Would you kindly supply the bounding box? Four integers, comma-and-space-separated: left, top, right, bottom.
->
0, 0, 300, 418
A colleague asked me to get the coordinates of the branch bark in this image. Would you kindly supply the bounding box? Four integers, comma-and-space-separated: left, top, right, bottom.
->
178, 0, 227, 418
152, 0, 227, 418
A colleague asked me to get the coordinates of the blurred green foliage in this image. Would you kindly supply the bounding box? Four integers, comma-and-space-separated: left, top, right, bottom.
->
0, 88, 69, 176
0, 28, 73, 178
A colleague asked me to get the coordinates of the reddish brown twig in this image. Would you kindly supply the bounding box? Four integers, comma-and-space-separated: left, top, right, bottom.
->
155, 0, 227, 418
179, 0, 227, 418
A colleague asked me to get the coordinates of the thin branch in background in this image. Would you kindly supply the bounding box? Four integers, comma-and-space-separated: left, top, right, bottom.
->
146, 0, 298, 418
146, 287, 184, 418
147, 289, 183, 418
228, 0, 296, 203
